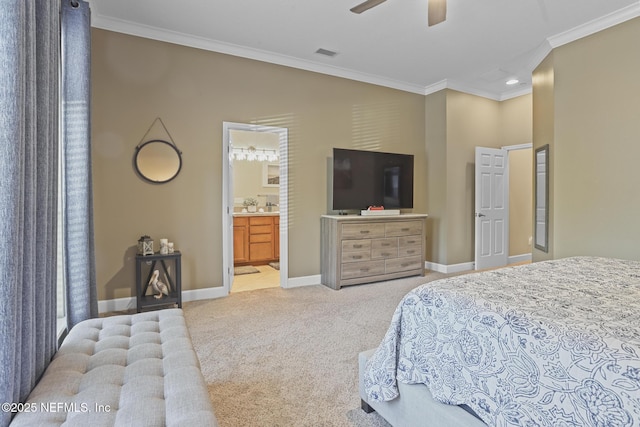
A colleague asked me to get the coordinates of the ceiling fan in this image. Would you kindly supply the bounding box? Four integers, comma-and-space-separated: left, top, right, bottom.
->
350, 0, 447, 26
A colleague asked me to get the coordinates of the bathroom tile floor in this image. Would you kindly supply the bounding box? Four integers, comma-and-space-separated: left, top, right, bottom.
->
231, 265, 280, 293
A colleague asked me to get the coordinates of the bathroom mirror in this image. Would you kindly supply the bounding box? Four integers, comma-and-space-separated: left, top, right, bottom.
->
534, 144, 549, 252
134, 139, 182, 184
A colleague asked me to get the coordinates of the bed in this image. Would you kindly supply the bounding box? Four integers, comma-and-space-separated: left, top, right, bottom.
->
361, 257, 640, 427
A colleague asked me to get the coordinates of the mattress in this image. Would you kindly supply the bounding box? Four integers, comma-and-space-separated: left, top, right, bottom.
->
363, 257, 640, 427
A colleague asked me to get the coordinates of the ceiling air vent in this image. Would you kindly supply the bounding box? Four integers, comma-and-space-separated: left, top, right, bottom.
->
315, 48, 338, 57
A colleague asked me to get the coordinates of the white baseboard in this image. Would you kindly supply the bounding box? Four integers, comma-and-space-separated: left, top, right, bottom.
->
98, 286, 228, 314
98, 297, 137, 313
425, 261, 474, 274
284, 274, 321, 288
508, 253, 532, 264
100, 260, 536, 313
183, 286, 228, 302
424, 253, 531, 275
98, 275, 322, 313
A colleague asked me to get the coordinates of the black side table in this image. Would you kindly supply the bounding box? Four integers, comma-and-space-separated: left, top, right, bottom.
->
135, 251, 182, 312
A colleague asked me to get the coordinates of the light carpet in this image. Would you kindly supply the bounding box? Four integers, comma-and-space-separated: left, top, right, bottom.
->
183, 271, 452, 427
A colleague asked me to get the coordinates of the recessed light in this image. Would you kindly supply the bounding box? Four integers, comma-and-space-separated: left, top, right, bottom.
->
506, 79, 519, 85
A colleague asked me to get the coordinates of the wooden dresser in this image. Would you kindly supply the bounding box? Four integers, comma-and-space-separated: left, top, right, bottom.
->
321, 214, 427, 290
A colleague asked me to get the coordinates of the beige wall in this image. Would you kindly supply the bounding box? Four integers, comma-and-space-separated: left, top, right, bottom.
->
532, 53, 555, 262
534, 17, 640, 261
446, 91, 502, 264
500, 95, 533, 145
509, 148, 533, 255
502, 95, 534, 257
92, 15, 640, 302
424, 90, 447, 263
91, 29, 427, 300
425, 90, 532, 266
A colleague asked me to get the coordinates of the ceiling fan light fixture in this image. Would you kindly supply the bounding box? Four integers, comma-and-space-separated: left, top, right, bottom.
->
350, 0, 387, 14
428, 0, 447, 26
350, 0, 448, 26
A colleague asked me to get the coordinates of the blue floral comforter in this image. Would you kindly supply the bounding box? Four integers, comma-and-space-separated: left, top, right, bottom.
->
364, 257, 640, 427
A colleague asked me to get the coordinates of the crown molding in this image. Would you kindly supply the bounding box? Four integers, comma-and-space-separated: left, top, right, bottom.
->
498, 86, 533, 101
90, 14, 427, 95
548, 3, 640, 48
422, 79, 448, 96
90, 4, 640, 102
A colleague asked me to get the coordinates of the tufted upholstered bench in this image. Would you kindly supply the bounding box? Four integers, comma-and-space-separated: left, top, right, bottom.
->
9, 308, 218, 427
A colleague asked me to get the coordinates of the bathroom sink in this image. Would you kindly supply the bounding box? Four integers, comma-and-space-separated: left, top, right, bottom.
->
233, 211, 279, 216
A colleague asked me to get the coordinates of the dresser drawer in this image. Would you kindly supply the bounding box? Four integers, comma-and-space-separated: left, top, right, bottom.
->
371, 238, 398, 259
385, 221, 422, 237
399, 235, 421, 247
341, 223, 385, 239
342, 240, 371, 252
341, 261, 385, 280
341, 251, 371, 263
398, 245, 421, 257
385, 256, 423, 273
372, 248, 398, 259
371, 238, 397, 250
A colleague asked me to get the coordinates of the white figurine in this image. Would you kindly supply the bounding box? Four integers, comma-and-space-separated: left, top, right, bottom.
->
149, 269, 169, 299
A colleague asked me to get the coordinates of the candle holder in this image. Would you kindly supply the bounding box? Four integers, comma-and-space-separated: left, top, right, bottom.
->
137, 235, 154, 256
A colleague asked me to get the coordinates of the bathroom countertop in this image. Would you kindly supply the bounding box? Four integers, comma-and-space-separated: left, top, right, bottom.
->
233, 211, 280, 217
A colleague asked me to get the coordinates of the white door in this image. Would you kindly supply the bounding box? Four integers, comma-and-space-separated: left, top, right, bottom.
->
222, 122, 289, 293
222, 123, 235, 292
475, 147, 509, 270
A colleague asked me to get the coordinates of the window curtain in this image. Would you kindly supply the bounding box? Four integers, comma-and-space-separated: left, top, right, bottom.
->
62, 0, 98, 329
0, 1, 59, 426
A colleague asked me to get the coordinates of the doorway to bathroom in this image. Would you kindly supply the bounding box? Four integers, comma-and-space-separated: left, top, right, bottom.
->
221, 122, 288, 295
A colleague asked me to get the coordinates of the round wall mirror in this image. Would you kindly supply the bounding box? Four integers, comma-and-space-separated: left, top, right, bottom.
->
134, 139, 182, 183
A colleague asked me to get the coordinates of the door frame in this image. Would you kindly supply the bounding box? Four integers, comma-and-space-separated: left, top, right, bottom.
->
474, 143, 532, 270
222, 122, 288, 294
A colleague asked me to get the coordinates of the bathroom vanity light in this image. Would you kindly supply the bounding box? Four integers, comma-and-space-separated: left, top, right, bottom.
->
231, 146, 278, 162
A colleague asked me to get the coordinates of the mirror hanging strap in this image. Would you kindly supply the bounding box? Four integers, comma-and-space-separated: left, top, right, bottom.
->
137, 117, 181, 153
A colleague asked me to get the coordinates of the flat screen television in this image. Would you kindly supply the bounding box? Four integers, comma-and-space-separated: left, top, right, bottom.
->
332, 148, 414, 211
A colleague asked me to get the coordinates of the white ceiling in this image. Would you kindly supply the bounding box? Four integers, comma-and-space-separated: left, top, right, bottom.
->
88, 0, 640, 100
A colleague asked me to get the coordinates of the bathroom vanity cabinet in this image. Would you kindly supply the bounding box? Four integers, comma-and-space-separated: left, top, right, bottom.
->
233, 214, 279, 266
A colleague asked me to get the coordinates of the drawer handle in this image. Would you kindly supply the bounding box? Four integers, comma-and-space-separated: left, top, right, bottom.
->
353, 244, 363, 249
406, 240, 416, 244
382, 252, 390, 257
401, 263, 411, 267
353, 255, 362, 260
382, 243, 390, 247
360, 230, 370, 234
407, 250, 415, 254
401, 228, 410, 232
360, 268, 370, 272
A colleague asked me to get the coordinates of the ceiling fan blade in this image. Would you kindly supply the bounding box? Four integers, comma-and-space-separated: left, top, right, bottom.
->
428, 0, 446, 26
350, 0, 387, 14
